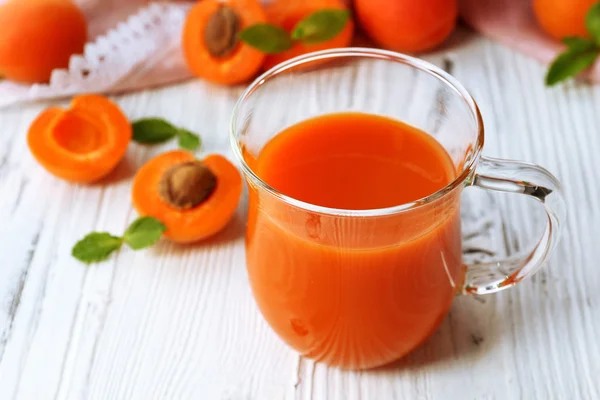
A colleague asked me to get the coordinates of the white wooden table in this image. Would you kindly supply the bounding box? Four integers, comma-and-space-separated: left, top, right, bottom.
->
1, 34, 599, 400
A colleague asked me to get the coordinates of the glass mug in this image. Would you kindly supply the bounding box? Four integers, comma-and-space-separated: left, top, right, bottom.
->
230, 48, 565, 370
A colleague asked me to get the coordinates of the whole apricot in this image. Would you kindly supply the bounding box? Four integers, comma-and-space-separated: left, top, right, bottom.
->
354, 0, 458, 53
0, 0, 88, 83
533, 0, 596, 40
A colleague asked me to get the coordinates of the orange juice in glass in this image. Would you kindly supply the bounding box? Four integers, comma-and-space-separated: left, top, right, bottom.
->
231, 48, 565, 369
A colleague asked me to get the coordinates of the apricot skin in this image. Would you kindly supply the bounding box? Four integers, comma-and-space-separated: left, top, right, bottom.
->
354, 0, 458, 53
533, 0, 596, 40
0, 0, 88, 83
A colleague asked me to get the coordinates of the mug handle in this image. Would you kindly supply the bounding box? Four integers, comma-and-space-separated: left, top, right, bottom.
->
462, 156, 566, 295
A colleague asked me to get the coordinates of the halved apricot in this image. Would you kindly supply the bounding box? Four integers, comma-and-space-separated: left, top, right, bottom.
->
262, 0, 354, 71
131, 150, 242, 243
182, 0, 267, 85
27, 95, 131, 183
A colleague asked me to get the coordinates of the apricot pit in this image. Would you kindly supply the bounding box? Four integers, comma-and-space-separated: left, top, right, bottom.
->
158, 161, 217, 210
205, 6, 240, 57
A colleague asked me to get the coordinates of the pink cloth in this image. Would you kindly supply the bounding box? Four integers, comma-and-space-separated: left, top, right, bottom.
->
0, 0, 596, 108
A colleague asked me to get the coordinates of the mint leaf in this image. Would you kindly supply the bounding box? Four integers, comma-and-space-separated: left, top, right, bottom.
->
586, 3, 600, 44
72, 217, 166, 264
239, 24, 293, 53
123, 216, 166, 250
292, 9, 350, 44
132, 118, 178, 144
177, 129, 201, 152
72, 232, 123, 264
562, 36, 596, 51
546, 47, 599, 86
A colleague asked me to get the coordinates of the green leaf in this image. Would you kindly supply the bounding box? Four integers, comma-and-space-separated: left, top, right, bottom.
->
177, 129, 201, 151
239, 24, 293, 54
132, 118, 178, 144
72, 232, 123, 264
562, 36, 596, 51
123, 216, 166, 250
291, 9, 350, 44
546, 47, 599, 86
586, 3, 600, 44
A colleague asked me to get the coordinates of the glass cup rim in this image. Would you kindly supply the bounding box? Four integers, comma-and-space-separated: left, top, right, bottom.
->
230, 47, 485, 217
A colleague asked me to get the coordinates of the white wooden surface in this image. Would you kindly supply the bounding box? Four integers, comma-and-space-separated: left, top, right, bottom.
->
1, 35, 599, 400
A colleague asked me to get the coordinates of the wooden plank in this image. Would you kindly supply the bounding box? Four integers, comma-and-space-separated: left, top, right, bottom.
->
0, 85, 299, 400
